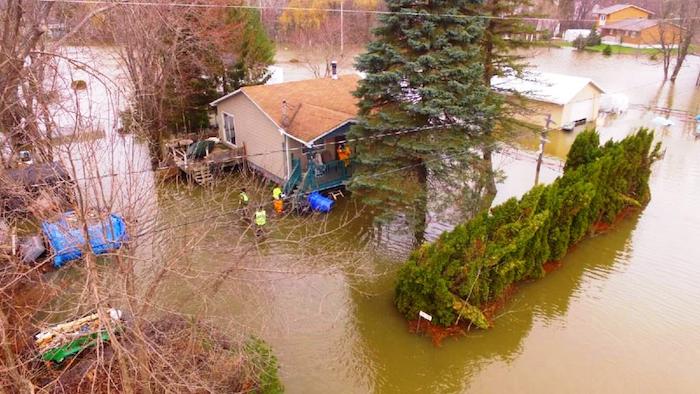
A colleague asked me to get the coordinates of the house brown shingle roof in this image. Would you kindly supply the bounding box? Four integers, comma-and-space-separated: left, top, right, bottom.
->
593, 4, 654, 16
240, 75, 360, 143
601, 18, 660, 32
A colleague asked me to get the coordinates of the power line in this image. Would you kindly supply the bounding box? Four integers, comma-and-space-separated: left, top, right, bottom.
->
18, 68, 695, 188
131, 137, 566, 240
5, 122, 483, 188
132, 144, 565, 240
6, 63, 694, 189
39, 0, 693, 23
130, 145, 485, 239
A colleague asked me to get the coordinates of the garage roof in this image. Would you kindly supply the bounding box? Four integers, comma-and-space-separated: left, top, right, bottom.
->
491, 72, 605, 106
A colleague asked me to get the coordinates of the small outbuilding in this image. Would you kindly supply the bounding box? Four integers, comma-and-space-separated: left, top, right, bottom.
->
491, 72, 606, 128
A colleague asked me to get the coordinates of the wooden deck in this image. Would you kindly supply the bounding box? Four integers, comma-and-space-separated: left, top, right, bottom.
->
168, 141, 246, 186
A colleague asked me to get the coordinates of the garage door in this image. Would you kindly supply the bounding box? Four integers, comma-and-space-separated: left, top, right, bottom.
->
567, 99, 594, 124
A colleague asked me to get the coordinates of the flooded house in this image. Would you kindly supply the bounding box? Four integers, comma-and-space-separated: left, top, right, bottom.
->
210, 70, 359, 195
491, 72, 606, 129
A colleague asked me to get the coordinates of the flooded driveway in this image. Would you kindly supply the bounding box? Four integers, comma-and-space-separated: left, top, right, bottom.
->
56, 46, 700, 393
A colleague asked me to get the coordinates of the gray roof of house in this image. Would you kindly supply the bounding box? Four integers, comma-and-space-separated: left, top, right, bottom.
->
601, 18, 660, 32
594, 4, 654, 16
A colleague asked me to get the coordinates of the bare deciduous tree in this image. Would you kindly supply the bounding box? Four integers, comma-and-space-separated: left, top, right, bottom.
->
0, 7, 374, 390
669, 0, 699, 82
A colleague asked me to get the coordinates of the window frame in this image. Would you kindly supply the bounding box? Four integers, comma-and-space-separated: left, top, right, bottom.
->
222, 112, 236, 146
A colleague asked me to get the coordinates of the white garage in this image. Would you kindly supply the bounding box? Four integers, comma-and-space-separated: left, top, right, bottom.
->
492, 72, 606, 128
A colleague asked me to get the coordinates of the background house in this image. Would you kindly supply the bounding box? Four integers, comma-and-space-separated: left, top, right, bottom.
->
210, 74, 359, 191
492, 72, 605, 128
593, 4, 654, 27
600, 19, 682, 47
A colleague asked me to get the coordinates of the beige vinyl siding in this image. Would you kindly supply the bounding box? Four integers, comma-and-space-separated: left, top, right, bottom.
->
512, 82, 602, 127
561, 83, 602, 124
216, 93, 287, 182
515, 99, 564, 127
607, 7, 651, 24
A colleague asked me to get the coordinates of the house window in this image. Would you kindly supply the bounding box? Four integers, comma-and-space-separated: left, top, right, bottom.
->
223, 113, 235, 145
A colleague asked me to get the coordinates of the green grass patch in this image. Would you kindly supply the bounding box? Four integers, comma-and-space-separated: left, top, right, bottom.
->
584, 44, 658, 55
553, 40, 660, 56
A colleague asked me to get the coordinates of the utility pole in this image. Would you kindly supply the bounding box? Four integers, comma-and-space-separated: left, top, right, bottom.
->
340, 0, 344, 55
535, 114, 554, 186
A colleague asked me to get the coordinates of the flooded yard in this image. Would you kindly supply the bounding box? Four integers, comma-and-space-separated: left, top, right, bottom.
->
52, 47, 700, 393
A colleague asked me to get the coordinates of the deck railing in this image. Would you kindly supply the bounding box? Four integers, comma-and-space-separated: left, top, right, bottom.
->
301, 159, 351, 192
284, 157, 302, 194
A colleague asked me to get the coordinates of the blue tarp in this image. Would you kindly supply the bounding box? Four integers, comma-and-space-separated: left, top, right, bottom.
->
307, 192, 334, 213
41, 212, 127, 268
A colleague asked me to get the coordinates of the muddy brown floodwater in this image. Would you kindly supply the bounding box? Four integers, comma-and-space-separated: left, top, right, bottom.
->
54, 47, 700, 393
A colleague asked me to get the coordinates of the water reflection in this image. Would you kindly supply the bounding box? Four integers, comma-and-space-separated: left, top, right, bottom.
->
348, 211, 640, 393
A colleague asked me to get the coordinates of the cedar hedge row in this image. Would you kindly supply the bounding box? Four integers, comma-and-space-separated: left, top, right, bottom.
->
395, 129, 660, 328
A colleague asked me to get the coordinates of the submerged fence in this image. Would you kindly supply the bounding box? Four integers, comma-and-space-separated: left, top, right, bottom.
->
395, 129, 660, 328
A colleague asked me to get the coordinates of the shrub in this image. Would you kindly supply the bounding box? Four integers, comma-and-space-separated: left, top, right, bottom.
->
71, 80, 87, 90
245, 337, 284, 394
573, 35, 587, 51
394, 129, 661, 328
603, 45, 613, 56
587, 29, 602, 46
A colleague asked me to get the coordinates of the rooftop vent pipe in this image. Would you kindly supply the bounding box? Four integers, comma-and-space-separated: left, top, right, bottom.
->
331, 61, 338, 80
281, 100, 289, 127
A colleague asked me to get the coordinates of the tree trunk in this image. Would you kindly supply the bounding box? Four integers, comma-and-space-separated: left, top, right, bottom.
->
670, 10, 696, 82
662, 48, 671, 81
479, 147, 498, 212
413, 159, 428, 246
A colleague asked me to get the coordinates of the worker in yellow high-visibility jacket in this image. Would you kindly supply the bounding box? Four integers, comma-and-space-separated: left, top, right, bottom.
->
272, 186, 283, 200
239, 188, 249, 206
254, 207, 267, 236
254, 208, 267, 226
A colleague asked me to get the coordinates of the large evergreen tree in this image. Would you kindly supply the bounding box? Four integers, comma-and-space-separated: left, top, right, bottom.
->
221, 8, 275, 93
477, 0, 535, 205
480, 0, 534, 84
349, 0, 496, 243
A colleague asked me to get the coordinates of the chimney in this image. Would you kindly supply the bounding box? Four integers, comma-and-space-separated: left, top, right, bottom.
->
281, 100, 289, 127
331, 60, 338, 80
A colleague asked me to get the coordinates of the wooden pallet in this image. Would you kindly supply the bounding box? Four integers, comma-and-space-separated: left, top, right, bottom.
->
192, 166, 213, 186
